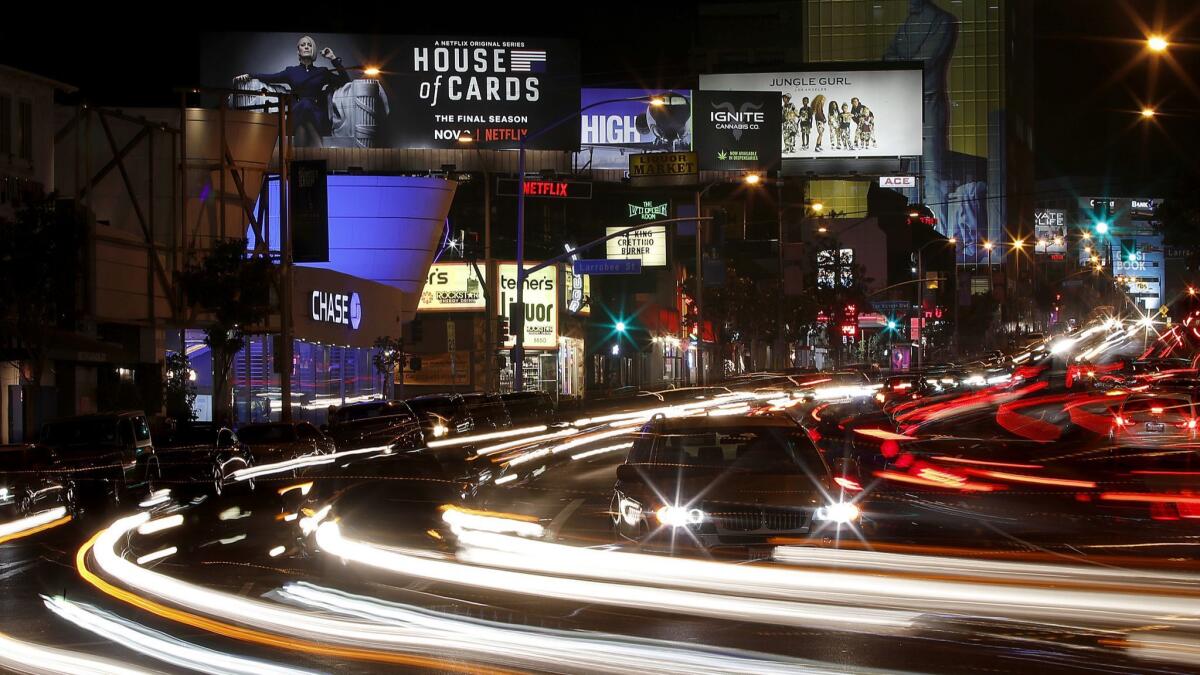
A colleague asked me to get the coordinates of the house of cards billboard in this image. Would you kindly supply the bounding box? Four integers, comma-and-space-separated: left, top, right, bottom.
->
578, 88, 692, 170
203, 33, 580, 150
700, 69, 923, 159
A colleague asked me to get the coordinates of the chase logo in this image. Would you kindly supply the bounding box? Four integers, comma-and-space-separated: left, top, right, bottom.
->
349, 293, 362, 330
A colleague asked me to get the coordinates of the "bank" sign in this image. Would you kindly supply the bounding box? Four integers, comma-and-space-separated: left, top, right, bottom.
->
311, 290, 362, 330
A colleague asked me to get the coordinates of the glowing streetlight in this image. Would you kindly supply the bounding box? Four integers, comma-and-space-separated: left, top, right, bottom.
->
1011, 238, 1025, 250
649, 97, 666, 107
744, 173, 762, 185
363, 66, 381, 77
948, 237, 957, 245
1189, 287, 1197, 296
811, 202, 825, 213
457, 131, 474, 143
1141, 107, 1156, 119
983, 241, 994, 252
1148, 35, 1169, 53
1082, 231, 1092, 241
818, 226, 828, 234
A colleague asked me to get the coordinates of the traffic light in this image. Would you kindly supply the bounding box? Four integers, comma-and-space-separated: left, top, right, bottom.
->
615, 321, 627, 333
497, 316, 510, 346
1093, 220, 1109, 235
1120, 239, 1138, 263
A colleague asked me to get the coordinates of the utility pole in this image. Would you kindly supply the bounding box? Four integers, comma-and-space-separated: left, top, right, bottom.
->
694, 189, 705, 386
278, 100, 294, 423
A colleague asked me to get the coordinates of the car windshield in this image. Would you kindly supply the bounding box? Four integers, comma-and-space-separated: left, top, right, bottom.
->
407, 397, 457, 417
237, 425, 297, 443
41, 419, 118, 446
329, 402, 404, 424
631, 426, 823, 474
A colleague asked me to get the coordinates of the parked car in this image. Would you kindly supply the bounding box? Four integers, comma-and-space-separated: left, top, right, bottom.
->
461, 392, 511, 431
237, 422, 336, 466
0, 444, 76, 518
406, 394, 473, 437
326, 400, 425, 451
612, 415, 864, 550
499, 391, 557, 425
153, 423, 254, 497
39, 411, 158, 505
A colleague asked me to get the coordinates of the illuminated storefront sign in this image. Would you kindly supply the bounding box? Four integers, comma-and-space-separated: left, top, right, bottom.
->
879, 176, 916, 188
495, 178, 593, 199
628, 201, 669, 220
498, 263, 558, 350
418, 263, 485, 312
580, 88, 692, 170
606, 225, 667, 267
310, 290, 361, 330
692, 89, 782, 171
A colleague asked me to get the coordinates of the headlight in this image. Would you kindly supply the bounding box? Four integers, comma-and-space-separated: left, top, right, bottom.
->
655, 505, 706, 528
815, 501, 861, 524
432, 423, 449, 438
0, 487, 9, 502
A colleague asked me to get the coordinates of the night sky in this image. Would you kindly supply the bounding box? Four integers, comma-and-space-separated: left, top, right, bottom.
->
8, 1, 1198, 188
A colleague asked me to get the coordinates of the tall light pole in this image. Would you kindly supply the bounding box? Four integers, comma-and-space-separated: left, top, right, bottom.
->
512, 95, 669, 391
456, 132, 495, 391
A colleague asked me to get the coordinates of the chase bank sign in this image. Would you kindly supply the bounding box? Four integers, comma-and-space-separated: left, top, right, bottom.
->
311, 290, 362, 330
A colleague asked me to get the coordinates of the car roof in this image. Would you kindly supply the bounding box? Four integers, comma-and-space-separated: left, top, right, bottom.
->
653, 416, 798, 431
45, 411, 145, 424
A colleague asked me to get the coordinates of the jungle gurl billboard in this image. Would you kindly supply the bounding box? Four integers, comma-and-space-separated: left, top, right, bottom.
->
699, 69, 923, 160
202, 33, 580, 150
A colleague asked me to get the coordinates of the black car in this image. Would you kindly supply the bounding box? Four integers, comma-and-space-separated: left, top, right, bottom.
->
499, 391, 557, 426
612, 415, 864, 551
326, 400, 425, 451
406, 394, 473, 438
237, 422, 335, 465
0, 444, 75, 518
39, 411, 158, 505
461, 392, 511, 431
153, 423, 254, 497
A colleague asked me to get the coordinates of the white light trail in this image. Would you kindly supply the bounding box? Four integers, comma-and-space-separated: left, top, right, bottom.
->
0, 628, 153, 675
42, 596, 314, 675
315, 522, 915, 630
135, 547, 177, 566
427, 425, 549, 449
136, 515, 183, 536
441, 507, 544, 538
0, 507, 66, 539
493, 474, 518, 485
474, 428, 579, 457
138, 490, 173, 508
571, 442, 634, 461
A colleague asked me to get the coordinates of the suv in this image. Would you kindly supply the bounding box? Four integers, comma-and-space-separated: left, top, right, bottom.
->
39, 411, 157, 505
612, 415, 864, 550
326, 400, 425, 450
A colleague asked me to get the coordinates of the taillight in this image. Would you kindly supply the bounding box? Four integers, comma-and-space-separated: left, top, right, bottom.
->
806, 428, 822, 443
1189, 419, 1197, 430
834, 476, 863, 492
1115, 416, 1126, 427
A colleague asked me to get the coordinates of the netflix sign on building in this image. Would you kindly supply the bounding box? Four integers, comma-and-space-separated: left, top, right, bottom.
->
202, 33, 580, 150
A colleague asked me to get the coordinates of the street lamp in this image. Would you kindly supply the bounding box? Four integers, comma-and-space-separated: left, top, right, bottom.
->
512, 94, 670, 391
1148, 35, 1169, 53
811, 202, 825, 214
744, 173, 762, 185
1141, 107, 1157, 119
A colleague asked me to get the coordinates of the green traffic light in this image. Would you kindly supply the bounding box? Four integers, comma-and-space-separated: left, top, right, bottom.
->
615, 321, 626, 333
1094, 221, 1109, 235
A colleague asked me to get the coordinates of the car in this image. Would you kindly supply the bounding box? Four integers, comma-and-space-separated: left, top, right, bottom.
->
1110, 392, 1198, 448
153, 423, 254, 498
326, 400, 425, 451
639, 386, 734, 405
611, 415, 865, 551
461, 392, 511, 431
0, 444, 76, 518
237, 422, 335, 466
406, 394, 474, 437
499, 391, 557, 425
39, 411, 158, 505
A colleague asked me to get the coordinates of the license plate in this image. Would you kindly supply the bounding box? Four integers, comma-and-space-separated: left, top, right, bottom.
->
1145, 422, 1165, 433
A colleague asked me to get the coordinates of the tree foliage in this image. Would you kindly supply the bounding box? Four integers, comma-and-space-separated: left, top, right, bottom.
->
178, 239, 275, 424
164, 351, 197, 424
0, 197, 84, 438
